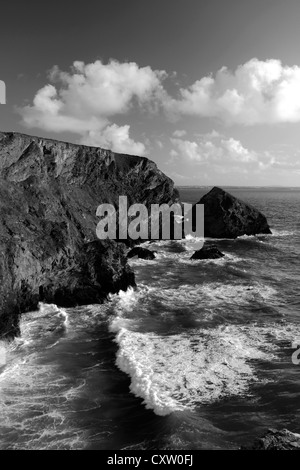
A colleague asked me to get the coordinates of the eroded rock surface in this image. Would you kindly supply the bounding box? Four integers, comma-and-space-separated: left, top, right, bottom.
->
192, 186, 272, 239
127, 247, 156, 260
0, 132, 178, 337
190, 243, 225, 260
242, 428, 300, 450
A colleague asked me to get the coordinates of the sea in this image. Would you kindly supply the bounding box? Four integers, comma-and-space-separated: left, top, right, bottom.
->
0, 186, 300, 450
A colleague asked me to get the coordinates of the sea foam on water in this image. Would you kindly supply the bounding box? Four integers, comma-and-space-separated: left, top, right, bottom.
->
110, 310, 296, 416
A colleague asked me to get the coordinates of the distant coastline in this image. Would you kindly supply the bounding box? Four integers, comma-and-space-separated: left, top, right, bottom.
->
176, 185, 300, 189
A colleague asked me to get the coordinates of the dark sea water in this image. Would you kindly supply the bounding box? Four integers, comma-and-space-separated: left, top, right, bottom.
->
0, 187, 300, 450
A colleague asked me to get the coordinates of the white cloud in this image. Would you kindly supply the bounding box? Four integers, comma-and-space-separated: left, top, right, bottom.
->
167, 58, 300, 125
81, 124, 146, 155
49, 60, 166, 118
18, 57, 300, 160
171, 135, 257, 165
173, 129, 187, 137
221, 137, 256, 162
171, 138, 205, 162
19, 59, 166, 154
204, 129, 222, 139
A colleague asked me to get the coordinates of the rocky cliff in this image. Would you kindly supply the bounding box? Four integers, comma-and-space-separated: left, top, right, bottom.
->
0, 132, 179, 338
193, 186, 272, 238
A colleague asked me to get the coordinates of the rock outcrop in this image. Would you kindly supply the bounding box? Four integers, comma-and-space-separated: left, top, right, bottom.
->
190, 243, 225, 260
242, 428, 300, 450
0, 132, 179, 338
192, 186, 272, 239
127, 247, 156, 260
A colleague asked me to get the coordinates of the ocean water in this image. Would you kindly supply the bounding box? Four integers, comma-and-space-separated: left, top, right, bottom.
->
0, 187, 300, 450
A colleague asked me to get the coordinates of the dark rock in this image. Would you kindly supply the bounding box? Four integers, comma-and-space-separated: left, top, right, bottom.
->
192, 186, 272, 239
0, 132, 178, 338
242, 428, 300, 450
190, 243, 225, 260
127, 247, 156, 260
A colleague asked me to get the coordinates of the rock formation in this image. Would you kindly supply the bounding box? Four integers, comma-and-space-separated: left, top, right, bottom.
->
192, 186, 272, 239
190, 243, 225, 260
242, 428, 300, 450
0, 132, 179, 338
127, 247, 156, 260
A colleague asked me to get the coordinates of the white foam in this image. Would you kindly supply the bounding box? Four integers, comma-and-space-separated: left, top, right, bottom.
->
113, 324, 285, 416
199, 282, 277, 303
16, 303, 70, 348
114, 287, 138, 310
127, 257, 158, 267
184, 234, 204, 242
269, 229, 297, 237
58, 309, 69, 328
0, 303, 99, 449
146, 282, 277, 312
182, 252, 246, 266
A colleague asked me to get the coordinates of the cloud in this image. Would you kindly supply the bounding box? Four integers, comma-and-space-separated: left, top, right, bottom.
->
81, 124, 146, 155
172, 129, 187, 137
167, 58, 300, 125
171, 135, 257, 164
18, 57, 300, 157
170, 138, 204, 162
18, 59, 166, 154
170, 133, 300, 178
221, 137, 256, 162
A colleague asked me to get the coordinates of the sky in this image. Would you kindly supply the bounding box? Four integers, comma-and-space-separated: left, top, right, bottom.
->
1, 0, 300, 186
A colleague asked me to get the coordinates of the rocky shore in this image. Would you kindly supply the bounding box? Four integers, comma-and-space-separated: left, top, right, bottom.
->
0, 131, 273, 341
242, 428, 300, 450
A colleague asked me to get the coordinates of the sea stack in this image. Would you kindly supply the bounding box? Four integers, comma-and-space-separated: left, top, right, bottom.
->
193, 186, 272, 239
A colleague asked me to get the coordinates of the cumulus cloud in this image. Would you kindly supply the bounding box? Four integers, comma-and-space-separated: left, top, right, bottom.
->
221, 137, 256, 162
81, 124, 146, 155
167, 58, 300, 125
171, 135, 257, 164
19, 59, 166, 154
171, 138, 204, 162
18, 57, 300, 157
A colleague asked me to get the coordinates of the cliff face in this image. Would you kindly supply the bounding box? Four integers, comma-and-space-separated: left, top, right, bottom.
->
0, 132, 179, 338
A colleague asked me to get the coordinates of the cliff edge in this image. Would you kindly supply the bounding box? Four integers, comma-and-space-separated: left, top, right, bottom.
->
0, 132, 179, 338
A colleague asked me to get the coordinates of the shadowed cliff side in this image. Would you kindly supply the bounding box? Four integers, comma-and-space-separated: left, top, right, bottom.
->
192, 186, 272, 238
0, 132, 179, 338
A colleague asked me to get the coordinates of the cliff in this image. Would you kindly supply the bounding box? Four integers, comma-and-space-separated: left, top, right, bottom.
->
193, 186, 272, 238
0, 132, 179, 338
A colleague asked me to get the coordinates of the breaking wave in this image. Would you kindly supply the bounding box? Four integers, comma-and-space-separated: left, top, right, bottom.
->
111, 321, 297, 416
